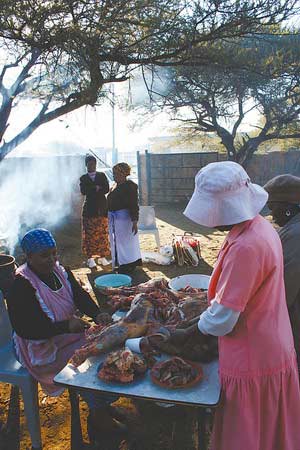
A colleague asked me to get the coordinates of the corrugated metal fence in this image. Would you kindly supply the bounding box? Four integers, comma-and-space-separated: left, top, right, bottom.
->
137, 150, 300, 205
137, 151, 219, 205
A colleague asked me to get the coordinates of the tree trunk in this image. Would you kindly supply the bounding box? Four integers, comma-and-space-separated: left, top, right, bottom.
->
216, 129, 237, 161
236, 137, 263, 167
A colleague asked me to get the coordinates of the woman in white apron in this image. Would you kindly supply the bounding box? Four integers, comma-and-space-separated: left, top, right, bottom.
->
107, 163, 142, 273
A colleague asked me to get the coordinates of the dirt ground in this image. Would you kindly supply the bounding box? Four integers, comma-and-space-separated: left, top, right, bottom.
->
0, 204, 228, 450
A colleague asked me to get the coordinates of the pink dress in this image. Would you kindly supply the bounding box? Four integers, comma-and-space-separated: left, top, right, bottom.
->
209, 215, 300, 450
14, 263, 86, 396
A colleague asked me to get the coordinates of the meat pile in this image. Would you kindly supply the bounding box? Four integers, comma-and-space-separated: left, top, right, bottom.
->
70, 277, 218, 367
104, 278, 179, 312
98, 348, 147, 383
108, 294, 135, 310
178, 286, 206, 294
151, 357, 203, 388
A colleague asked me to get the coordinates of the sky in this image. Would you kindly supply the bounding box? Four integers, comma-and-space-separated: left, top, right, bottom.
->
1, 49, 268, 159
9, 86, 259, 158
7, 80, 176, 157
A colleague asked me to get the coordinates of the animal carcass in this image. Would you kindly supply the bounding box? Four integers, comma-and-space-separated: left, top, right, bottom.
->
71, 280, 217, 367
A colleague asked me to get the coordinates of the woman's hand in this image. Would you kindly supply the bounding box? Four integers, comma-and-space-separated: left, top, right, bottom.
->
140, 335, 164, 354
132, 220, 138, 235
95, 312, 112, 325
68, 317, 90, 333
166, 328, 189, 346
140, 328, 170, 354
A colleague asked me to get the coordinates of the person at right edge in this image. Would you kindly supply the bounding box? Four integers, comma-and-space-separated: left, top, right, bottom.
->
107, 163, 142, 274
160, 162, 300, 450
264, 174, 300, 371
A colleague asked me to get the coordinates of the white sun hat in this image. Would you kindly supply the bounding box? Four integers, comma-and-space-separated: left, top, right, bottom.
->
184, 161, 268, 228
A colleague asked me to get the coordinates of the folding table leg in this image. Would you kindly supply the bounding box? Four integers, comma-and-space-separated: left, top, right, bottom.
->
68, 388, 83, 450
21, 378, 41, 449
198, 408, 208, 450
172, 406, 199, 450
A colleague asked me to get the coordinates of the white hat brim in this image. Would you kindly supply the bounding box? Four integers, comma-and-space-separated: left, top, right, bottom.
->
183, 183, 268, 228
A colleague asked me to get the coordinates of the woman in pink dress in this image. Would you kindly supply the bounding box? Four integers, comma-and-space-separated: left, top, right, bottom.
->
167, 162, 300, 450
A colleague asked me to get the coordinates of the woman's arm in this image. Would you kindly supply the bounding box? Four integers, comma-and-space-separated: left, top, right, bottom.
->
65, 268, 100, 320
6, 276, 70, 339
165, 302, 240, 347
198, 301, 240, 336
280, 231, 300, 309
97, 172, 109, 195
127, 182, 139, 222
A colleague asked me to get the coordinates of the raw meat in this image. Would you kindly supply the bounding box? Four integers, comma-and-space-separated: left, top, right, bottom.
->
151, 357, 203, 388
98, 348, 147, 383
70, 279, 217, 367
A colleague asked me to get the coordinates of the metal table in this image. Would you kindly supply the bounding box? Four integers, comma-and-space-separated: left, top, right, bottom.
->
54, 355, 220, 450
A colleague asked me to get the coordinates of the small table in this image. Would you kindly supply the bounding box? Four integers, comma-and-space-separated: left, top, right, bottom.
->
54, 356, 220, 450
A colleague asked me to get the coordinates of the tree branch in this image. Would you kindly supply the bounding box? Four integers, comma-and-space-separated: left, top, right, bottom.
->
232, 93, 245, 139
9, 48, 41, 98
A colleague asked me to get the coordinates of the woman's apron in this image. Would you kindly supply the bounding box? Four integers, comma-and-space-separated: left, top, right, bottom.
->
108, 209, 141, 269
13, 263, 86, 396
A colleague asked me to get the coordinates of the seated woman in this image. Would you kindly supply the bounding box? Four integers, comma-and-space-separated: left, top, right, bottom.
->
6, 228, 125, 446
107, 162, 142, 273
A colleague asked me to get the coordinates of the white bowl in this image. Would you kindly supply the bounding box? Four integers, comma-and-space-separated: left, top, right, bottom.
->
168, 274, 210, 291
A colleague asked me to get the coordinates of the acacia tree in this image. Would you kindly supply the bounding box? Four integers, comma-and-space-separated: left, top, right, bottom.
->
0, 0, 296, 160
142, 34, 300, 165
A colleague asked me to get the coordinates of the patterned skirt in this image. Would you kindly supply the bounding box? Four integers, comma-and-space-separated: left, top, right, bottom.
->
82, 216, 110, 258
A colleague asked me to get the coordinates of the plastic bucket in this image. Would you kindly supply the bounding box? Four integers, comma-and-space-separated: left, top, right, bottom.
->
94, 273, 132, 290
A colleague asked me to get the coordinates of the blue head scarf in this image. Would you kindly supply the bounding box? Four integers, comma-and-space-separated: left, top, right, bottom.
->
21, 229, 56, 254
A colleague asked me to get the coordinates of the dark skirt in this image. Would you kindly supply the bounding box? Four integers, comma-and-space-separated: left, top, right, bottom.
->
117, 259, 143, 274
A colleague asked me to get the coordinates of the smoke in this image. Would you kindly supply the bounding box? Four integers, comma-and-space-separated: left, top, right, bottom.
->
0, 155, 85, 254
122, 68, 172, 108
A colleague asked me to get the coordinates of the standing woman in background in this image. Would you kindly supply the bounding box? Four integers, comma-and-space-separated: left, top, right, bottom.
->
80, 155, 110, 269
107, 162, 142, 274
264, 174, 300, 370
